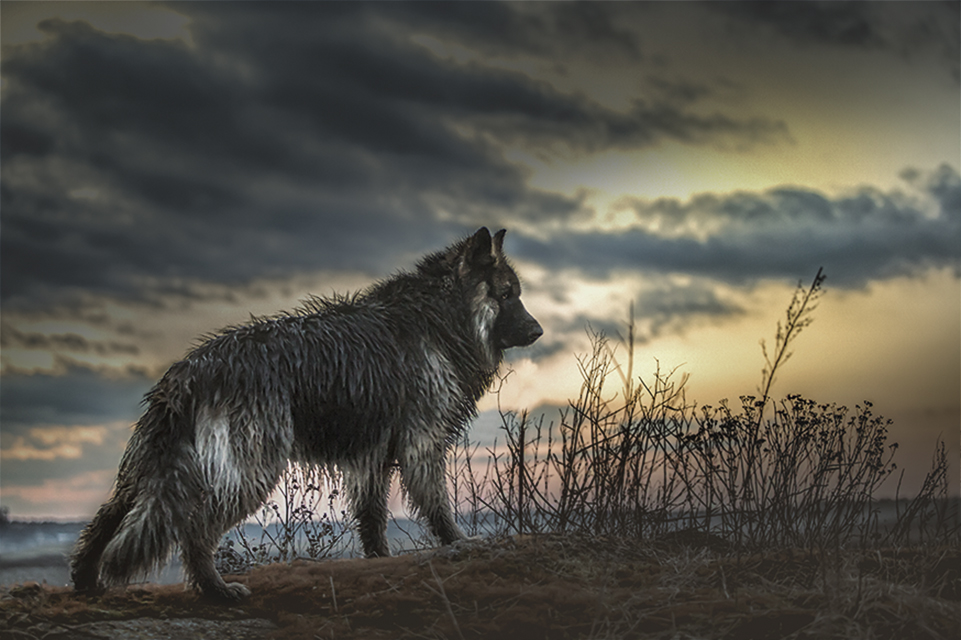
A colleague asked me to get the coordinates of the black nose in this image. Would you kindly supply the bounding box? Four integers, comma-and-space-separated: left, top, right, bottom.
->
515, 320, 542, 347
527, 322, 543, 344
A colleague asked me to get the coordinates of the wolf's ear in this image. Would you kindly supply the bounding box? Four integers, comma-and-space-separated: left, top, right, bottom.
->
460, 227, 495, 275
492, 229, 506, 256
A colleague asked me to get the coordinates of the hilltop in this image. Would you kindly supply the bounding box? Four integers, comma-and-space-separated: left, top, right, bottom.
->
2, 534, 958, 640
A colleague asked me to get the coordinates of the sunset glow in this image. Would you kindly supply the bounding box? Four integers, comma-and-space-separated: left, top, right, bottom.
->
2, 2, 958, 519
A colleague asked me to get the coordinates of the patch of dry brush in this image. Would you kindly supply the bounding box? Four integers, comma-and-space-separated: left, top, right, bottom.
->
3, 535, 959, 639
458, 271, 957, 552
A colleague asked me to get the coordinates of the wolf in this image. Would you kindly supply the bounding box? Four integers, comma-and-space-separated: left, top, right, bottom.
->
70, 227, 542, 602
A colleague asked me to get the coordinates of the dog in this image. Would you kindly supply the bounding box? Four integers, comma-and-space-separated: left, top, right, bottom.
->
70, 227, 542, 602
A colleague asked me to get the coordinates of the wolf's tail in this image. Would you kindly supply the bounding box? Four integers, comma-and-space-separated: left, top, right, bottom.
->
96, 404, 202, 586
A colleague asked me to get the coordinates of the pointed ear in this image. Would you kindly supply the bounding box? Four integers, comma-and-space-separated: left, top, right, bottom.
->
460, 227, 494, 275
492, 229, 506, 256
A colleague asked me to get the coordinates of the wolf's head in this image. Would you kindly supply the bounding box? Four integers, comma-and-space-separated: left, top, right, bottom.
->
424, 227, 543, 352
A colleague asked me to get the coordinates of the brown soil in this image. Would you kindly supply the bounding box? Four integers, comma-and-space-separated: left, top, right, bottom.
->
2, 535, 958, 639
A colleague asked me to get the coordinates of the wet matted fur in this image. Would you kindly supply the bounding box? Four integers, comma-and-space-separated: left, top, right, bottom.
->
70, 227, 542, 602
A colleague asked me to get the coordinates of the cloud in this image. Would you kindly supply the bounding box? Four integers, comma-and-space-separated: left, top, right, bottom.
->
633, 280, 745, 338
516, 164, 961, 288
0, 360, 151, 430
0, 417, 129, 505
0, 363, 143, 497
384, 1, 643, 61
1, 3, 791, 312
0, 323, 139, 356
1, 425, 110, 461
0, 469, 116, 518
713, 1, 960, 83
1, 2, 957, 520
716, 2, 888, 48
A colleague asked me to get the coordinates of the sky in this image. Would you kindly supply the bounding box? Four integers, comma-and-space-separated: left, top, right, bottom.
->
1, 1, 958, 520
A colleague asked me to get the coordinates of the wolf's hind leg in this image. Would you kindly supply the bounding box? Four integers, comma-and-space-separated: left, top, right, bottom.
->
180, 516, 251, 603
400, 444, 465, 546
178, 481, 276, 602
346, 458, 393, 558
71, 491, 132, 592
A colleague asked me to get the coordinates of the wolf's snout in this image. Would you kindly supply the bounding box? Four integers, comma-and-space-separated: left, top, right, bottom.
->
494, 306, 543, 350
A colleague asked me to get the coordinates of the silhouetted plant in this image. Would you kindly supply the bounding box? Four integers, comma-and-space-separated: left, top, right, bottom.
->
464, 269, 958, 550
217, 463, 352, 572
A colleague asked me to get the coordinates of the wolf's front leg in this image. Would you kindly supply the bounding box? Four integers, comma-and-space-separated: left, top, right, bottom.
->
399, 444, 466, 546
346, 459, 393, 557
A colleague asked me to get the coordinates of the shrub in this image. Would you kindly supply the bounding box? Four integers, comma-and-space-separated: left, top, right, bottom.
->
458, 269, 958, 550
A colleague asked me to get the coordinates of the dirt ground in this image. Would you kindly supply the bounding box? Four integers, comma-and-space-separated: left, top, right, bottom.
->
2, 534, 958, 639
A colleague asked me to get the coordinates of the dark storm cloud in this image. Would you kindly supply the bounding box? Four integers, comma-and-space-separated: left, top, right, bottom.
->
0, 360, 139, 493
715, 1, 960, 82
0, 419, 130, 488
382, 1, 642, 60
1, 2, 789, 311
718, 1, 888, 48
634, 281, 744, 332
0, 361, 151, 431
1, 454, 120, 489
517, 165, 961, 288
0, 323, 139, 356
549, 281, 744, 350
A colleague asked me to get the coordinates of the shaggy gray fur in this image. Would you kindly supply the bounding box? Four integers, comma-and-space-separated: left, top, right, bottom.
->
70, 228, 542, 602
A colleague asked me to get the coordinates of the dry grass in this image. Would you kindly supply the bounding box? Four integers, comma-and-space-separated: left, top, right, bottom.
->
3, 535, 959, 639
449, 271, 958, 553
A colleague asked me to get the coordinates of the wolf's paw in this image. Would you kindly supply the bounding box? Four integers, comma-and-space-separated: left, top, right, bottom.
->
223, 582, 252, 601
435, 535, 485, 559
71, 563, 103, 592
449, 534, 483, 545
73, 583, 106, 596
202, 580, 251, 603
